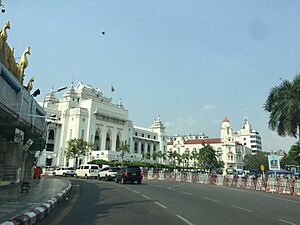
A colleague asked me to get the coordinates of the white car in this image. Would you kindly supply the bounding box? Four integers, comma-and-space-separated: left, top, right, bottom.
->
98, 167, 120, 181
52, 167, 75, 177
75, 164, 99, 179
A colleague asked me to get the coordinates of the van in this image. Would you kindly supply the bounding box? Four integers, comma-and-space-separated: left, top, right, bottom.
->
75, 164, 99, 179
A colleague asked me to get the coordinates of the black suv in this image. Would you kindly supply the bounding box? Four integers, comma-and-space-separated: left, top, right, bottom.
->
115, 166, 143, 184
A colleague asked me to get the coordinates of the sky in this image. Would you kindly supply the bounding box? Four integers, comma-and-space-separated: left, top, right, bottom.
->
3, 0, 300, 151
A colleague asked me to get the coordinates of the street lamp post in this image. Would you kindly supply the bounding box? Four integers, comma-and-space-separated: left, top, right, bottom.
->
43, 86, 67, 108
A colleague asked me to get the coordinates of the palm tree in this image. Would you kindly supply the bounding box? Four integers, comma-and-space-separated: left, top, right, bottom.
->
168, 151, 177, 165
264, 75, 300, 142
199, 144, 219, 172
152, 151, 159, 166
157, 150, 166, 164
191, 150, 198, 167
118, 141, 130, 166
182, 152, 190, 168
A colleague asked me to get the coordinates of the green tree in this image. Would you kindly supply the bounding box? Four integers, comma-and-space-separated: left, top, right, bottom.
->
190, 150, 198, 167
281, 141, 300, 168
264, 75, 300, 143
156, 150, 166, 164
168, 151, 177, 165
182, 152, 190, 168
65, 138, 92, 167
117, 141, 130, 166
198, 144, 221, 172
243, 151, 268, 171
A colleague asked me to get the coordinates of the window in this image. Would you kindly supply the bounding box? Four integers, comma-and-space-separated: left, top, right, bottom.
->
81, 129, 85, 139
154, 136, 156, 139
134, 142, 138, 153
70, 129, 72, 139
142, 134, 144, 137
46, 143, 54, 151
148, 135, 150, 138
135, 132, 138, 136
48, 130, 55, 140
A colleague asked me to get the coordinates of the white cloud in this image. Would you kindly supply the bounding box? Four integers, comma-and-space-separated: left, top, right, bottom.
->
203, 104, 217, 111
165, 116, 203, 136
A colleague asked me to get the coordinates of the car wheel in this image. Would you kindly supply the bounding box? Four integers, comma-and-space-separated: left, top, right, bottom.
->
137, 180, 141, 185
63, 173, 66, 177
85, 174, 88, 179
121, 177, 125, 184
115, 177, 118, 183
53, 173, 56, 176
98, 175, 101, 180
105, 175, 109, 181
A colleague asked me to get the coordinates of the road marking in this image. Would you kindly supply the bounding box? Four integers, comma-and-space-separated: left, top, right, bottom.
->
168, 184, 182, 190
141, 194, 150, 200
154, 201, 167, 209
50, 188, 80, 225
167, 187, 176, 191
220, 186, 300, 204
278, 219, 296, 225
182, 191, 193, 196
204, 197, 219, 202
176, 214, 194, 225
232, 205, 252, 213
132, 190, 140, 194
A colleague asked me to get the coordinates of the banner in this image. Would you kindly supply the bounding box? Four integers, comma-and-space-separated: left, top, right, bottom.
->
268, 155, 280, 171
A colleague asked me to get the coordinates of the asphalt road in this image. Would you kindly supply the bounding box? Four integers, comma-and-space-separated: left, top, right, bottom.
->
39, 177, 300, 225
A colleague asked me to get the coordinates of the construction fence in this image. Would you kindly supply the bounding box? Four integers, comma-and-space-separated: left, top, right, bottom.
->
144, 171, 300, 196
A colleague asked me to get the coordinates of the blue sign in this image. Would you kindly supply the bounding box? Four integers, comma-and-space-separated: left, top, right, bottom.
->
291, 167, 297, 174
268, 155, 280, 171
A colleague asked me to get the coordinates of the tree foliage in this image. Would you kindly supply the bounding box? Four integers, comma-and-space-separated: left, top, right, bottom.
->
243, 152, 268, 171
65, 138, 92, 163
280, 141, 300, 168
117, 141, 130, 165
166, 145, 223, 171
264, 74, 300, 140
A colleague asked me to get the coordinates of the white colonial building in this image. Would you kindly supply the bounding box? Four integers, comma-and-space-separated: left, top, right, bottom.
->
233, 116, 262, 154
167, 117, 253, 174
37, 82, 167, 167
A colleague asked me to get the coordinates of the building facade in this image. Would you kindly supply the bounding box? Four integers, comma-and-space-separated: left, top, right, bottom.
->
0, 21, 46, 183
37, 82, 167, 167
167, 117, 253, 174
233, 116, 262, 154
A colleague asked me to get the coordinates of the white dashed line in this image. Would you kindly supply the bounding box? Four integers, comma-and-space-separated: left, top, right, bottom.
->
278, 219, 296, 225
232, 205, 252, 213
176, 214, 194, 225
131, 190, 140, 194
154, 202, 167, 209
182, 191, 193, 196
203, 197, 219, 202
141, 194, 150, 200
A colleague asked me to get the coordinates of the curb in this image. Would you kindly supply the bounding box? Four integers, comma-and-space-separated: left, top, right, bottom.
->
0, 183, 72, 225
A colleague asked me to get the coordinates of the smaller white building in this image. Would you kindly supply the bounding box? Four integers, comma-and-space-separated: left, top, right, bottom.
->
167, 117, 252, 174
233, 116, 262, 154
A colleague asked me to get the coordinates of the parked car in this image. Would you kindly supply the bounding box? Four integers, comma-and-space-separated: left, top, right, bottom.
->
115, 166, 143, 184
52, 167, 75, 177
41, 166, 56, 176
98, 166, 120, 181
75, 164, 99, 179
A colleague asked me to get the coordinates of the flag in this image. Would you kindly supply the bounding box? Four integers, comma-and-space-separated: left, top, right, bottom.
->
111, 85, 115, 92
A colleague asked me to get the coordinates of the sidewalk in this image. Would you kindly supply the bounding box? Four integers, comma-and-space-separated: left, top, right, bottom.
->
0, 177, 71, 225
